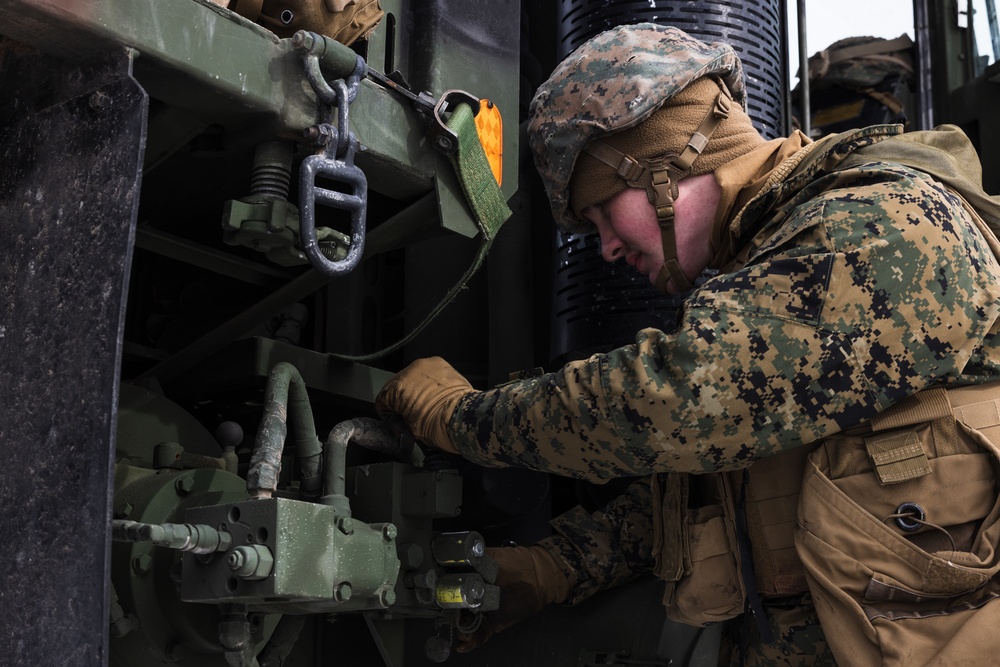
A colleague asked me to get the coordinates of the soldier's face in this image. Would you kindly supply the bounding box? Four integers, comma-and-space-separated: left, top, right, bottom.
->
582, 174, 719, 292
583, 187, 664, 283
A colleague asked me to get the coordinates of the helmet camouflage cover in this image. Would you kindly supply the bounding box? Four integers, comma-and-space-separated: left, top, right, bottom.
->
528, 23, 748, 233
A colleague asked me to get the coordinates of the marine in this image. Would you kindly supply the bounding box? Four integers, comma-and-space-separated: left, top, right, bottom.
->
378, 23, 1000, 665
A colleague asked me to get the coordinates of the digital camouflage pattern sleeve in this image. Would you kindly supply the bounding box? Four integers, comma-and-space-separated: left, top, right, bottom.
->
537, 478, 657, 604
451, 157, 1000, 482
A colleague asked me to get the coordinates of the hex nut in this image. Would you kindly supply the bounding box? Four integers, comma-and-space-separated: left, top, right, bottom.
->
229, 545, 274, 580
334, 583, 352, 603
132, 553, 153, 576
228, 550, 245, 571
398, 543, 424, 570
382, 523, 398, 541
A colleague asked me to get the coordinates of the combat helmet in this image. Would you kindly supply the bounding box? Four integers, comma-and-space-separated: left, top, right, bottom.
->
528, 23, 748, 293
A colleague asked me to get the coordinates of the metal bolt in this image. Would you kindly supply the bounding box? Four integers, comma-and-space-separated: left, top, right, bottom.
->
228, 550, 245, 571
303, 124, 333, 148
291, 30, 315, 52
379, 588, 396, 608
175, 476, 194, 496
470, 538, 485, 558
333, 583, 352, 603
382, 523, 398, 541
132, 553, 153, 576
435, 136, 453, 151
469, 580, 484, 600
398, 543, 424, 570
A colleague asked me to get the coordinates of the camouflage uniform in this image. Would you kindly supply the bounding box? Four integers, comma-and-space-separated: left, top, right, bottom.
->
454, 122, 1000, 479
398, 21, 1000, 666
451, 122, 1000, 664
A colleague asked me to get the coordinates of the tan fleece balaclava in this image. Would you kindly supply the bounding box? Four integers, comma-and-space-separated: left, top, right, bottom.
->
569, 76, 765, 292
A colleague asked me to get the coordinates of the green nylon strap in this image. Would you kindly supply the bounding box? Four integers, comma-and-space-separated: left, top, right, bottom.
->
330, 101, 512, 362
447, 102, 512, 241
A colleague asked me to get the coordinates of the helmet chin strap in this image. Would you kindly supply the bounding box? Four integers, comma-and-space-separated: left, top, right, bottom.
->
583, 87, 731, 294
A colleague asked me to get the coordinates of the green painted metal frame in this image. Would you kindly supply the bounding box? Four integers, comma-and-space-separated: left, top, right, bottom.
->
0, 0, 519, 206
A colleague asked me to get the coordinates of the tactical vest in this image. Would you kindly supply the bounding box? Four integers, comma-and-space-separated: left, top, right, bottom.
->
800, 382, 1000, 665
744, 381, 1000, 599
654, 126, 1000, 651
658, 383, 1000, 631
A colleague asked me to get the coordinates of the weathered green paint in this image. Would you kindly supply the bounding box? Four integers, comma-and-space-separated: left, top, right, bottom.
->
183, 497, 400, 614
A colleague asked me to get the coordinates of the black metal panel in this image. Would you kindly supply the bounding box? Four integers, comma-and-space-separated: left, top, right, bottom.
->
0, 45, 147, 666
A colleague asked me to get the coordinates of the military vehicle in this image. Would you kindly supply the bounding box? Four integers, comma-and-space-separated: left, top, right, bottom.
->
1, 1, 997, 665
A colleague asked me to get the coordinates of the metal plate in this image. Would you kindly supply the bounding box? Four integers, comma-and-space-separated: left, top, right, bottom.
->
0, 46, 146, 666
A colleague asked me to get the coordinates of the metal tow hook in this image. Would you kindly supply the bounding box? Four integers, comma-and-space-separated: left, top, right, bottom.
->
293, 30, 368, 278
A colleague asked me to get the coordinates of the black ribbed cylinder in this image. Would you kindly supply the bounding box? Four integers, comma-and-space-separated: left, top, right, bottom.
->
549, 0, 787, 364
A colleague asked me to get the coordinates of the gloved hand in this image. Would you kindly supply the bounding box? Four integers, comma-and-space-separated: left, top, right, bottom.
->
375, 357, 475, 454
456, 545, 574, 653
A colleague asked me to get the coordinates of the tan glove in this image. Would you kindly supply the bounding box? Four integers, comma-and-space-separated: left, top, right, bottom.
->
456, 546, 574, 653
375, 357, 475, 454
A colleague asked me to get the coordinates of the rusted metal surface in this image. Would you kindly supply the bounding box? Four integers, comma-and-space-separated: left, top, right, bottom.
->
0, 46, 146, 666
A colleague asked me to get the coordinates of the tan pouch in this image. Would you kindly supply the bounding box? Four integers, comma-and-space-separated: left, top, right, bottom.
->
652, 472, 746, 626
256, 0, 384, 45
744, 445, 815, 598
796, 385, 1000, 667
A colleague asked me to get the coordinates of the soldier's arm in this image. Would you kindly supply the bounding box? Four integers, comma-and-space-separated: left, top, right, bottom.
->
537, 477, 657, 604
451, 170, 1000, 481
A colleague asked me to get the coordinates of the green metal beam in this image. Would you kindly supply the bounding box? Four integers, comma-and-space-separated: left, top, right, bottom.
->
0, 0, 313, 134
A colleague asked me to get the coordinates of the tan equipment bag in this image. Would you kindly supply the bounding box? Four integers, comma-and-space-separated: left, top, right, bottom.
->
652, 471, 746, 626
796, 384, 1000, 666
222, 0, 383, 46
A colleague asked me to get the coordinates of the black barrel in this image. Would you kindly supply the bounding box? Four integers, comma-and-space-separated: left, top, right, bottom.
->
549, 0, 787, 364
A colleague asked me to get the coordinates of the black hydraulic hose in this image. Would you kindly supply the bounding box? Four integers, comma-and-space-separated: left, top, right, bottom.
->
320, 417, 424, 514
218, 606, 260, 667
257, 615, 307, 667
246, 362, 323, 498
